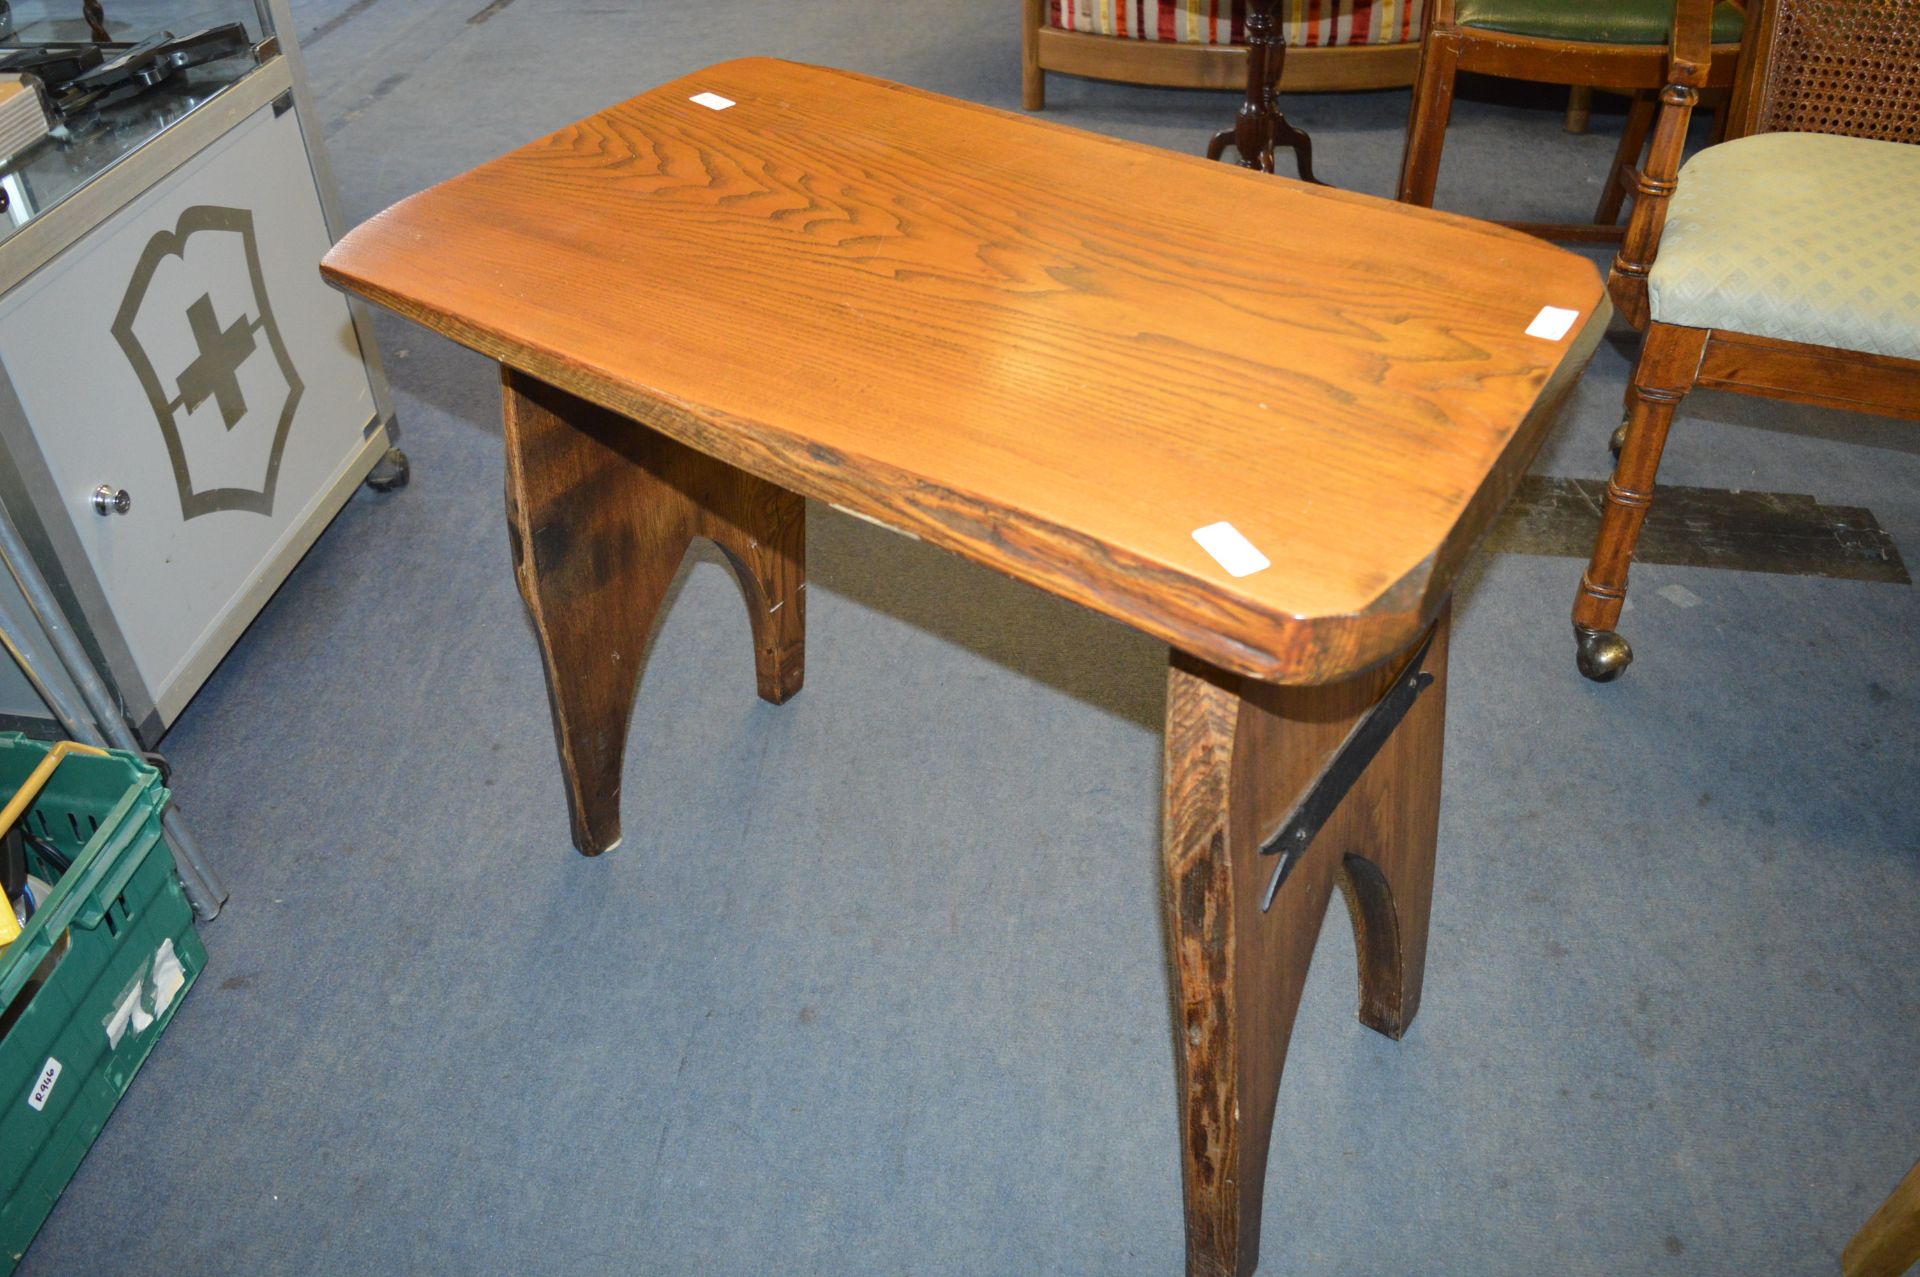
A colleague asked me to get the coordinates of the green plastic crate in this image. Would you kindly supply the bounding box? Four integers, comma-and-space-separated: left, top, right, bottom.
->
0, 735, 205, 1272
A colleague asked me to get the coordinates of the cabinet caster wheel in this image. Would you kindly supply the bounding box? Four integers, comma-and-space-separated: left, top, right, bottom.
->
1575, 627, 1632, 682
1608, 417, 1629, 462
365, 447, 411, 492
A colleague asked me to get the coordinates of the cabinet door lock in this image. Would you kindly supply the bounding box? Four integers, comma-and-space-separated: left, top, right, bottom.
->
91, 485, 131, 516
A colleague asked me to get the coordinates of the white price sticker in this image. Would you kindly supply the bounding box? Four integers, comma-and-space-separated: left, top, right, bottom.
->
1192, 522, 1272, 578
690, 92, 736, 111
1526, 306, 1580, 341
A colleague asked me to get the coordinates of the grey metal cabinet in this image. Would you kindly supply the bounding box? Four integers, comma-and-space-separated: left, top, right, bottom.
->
0, 0, 400, 742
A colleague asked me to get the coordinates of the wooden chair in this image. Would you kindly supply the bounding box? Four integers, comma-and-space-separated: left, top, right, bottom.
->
1396, 0, 1748, 240
1021, 0, 1425, 110
1572, 0, 1920, 680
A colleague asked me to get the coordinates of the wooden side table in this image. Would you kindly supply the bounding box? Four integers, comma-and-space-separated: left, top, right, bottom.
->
322, 59, 1607, 1276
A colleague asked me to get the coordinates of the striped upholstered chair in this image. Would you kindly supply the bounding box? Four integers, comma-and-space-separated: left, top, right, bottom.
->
1021, 0, 1428, 110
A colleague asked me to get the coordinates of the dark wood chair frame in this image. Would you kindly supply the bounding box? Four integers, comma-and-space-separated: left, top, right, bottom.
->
1572, 0, 1920, 680
1396, 0, 1746, 241
1205, 0, 1323, 181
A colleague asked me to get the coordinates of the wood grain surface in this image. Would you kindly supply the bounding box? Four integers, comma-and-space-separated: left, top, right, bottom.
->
1163, 605, 1448, 1276
322, 57, 1606, 683
503, 370, 805, 854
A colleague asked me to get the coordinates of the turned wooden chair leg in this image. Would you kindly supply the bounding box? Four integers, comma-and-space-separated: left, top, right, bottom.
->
1595, 91, 1658, 227
1844, 1158, 1920, 1277
1397, 31, 1462, 206
1164, 606, 1449, 1277
1565, 85, 1594, 133
1572, 323, 1705, 681
1608, 384, 1634, 461
503, 369, 806, 854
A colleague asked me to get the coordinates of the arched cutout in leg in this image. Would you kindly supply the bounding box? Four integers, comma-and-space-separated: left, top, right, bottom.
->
1332, 601, 1449, 1040
503, 369, 807, 856
710, 491, 805, 705
1340, 853, 1414, 1038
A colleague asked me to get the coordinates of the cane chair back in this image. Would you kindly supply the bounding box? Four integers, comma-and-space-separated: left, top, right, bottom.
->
1613, 0, 1920, 323
1739, 0, 1920, 141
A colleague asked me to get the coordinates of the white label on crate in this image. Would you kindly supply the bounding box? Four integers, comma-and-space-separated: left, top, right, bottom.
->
690, 92, 735, 111
151, 939, 186, 1017
104, 959, 153, 1050
1525, 306, 1580, 341
26, 1057, 60, 1112
1192, 521, 1272, 578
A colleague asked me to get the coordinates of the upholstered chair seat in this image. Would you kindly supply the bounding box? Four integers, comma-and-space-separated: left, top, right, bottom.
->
1648, 132, 1920, 360
1450, 0, 1744, 43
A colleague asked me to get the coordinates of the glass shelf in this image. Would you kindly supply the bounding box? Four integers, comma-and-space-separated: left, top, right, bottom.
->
0, 0, 276, 246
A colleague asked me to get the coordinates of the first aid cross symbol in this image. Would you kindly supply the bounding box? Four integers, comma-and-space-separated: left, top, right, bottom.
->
175, 292, 259, 429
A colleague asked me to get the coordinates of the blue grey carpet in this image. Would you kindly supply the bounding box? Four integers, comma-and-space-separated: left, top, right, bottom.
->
17, 2, 1919, 1274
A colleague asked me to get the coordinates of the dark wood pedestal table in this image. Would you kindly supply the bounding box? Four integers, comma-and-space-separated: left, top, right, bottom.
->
322, 59, 1607, 1277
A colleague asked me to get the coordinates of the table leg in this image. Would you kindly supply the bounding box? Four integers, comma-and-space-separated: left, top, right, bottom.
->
502, 369, 806, 855
1163, 602, 1449, 1277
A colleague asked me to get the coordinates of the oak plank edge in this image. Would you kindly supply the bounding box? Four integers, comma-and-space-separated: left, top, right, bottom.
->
1414, 295, 1613, 608
321, 267, 1611, 685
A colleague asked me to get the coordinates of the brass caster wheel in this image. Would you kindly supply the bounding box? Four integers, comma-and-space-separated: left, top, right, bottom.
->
1575, 627, 1632, 682
1608, 417, 1629, 462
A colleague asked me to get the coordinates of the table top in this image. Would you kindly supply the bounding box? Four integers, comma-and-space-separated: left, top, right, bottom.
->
321, 58, 1608, 683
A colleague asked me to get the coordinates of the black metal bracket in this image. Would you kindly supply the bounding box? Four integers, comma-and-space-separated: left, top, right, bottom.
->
1260, 629, 1437, 912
